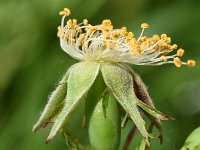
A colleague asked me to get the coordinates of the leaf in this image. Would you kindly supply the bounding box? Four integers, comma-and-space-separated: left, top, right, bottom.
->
46, 62, 100, 143
101, 63, 149, 144
32, 66, 73, 132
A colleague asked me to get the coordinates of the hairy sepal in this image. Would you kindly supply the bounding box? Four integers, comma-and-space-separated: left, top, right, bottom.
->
32, 66, 73, 132
123, 64, 173, 143
46, 62, 100, 143
101, 63, 149, 144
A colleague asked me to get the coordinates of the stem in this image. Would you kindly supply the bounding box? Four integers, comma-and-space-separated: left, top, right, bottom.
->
123, 125, 137, 150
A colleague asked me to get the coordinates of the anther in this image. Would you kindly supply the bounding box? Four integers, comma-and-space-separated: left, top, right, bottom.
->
160, 56, 167, 62
177, 48, 185, 57
59, 8, 71, 16
141, 23, 149, 29
83, 19, 88, 26
174, 57, 182, 67
187, 60, 196, 67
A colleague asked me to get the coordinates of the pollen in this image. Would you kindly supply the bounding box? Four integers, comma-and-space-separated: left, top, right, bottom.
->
187, 60, 196, 67
57, 8, 196, 67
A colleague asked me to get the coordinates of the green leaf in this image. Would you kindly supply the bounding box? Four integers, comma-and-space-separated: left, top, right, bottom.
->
101, 63, 149, 144
46, 62, 100, 143
32, 66, 73, 132
89, 93, 121, 150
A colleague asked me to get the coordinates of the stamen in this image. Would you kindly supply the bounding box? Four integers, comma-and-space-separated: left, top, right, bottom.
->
57, 8, 196, 68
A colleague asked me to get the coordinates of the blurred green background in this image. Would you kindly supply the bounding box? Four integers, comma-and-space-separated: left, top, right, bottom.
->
0, 0, 200, 149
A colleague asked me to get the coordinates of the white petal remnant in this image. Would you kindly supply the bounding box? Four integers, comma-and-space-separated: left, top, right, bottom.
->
58, 8, 196, 67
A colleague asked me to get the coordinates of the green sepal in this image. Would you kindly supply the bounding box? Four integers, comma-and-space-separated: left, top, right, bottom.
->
32, 66, 73, 132
89, 93, 121, 150
101, 63, 149, 143
121, 113, 129, 128
62, 125, 83, 150
136, 124, 155, 150
121, 64, 165, 143
46, 62, 100, 143
136, 99, 174, 121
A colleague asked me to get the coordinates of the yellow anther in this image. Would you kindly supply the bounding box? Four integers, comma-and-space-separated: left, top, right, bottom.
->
160, 56, 167, 62
127, 32, 134, 39
152, 34, 160, 41
63, 8, 71, 16
90, 25, 97, 31
139, 50, 145, 55
120, 27, 128, 36
166, 37, 171, 43
141, 23, 149, 29
129, 38, 136, 46
73, 19, 77, 25
171, 44, 178, 49
158, 40, 165, 46
187, 60, 196, 67
67, 19, 73, 28
161, 34, 167, 40
174, 57, 182, 67
177, 48, 185, 57
71, 38, 76, 45
103, 31, 110, 39
140, 36, 147, 42
149, 41, 155, 45
102, 19, 112, 26
59, 11, 66, 16
59, 8, 71, 16
83, 19, 88, 26
57, 26, 62, 37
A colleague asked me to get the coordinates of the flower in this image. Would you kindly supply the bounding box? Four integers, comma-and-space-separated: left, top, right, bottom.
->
57, 8, 196, 67
33, 8, 196, 149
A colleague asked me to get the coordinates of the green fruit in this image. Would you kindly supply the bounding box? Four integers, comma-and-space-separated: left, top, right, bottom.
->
89, 94, 121, 150
181, 127, 200, 150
